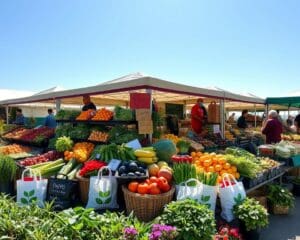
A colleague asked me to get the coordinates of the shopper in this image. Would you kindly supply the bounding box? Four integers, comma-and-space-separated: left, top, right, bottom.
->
294, 114, 300, 134
191, 98, 205, 134
45, 109, 57, 128
13, 109, 25, 125
82, 95, 96, 111
237, 110, 248, 129
261, 110, 283, 144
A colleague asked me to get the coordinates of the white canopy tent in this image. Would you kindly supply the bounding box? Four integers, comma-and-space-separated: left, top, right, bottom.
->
0, 73, 265, 136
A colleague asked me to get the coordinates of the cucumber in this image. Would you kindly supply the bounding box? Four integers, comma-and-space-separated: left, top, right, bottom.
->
57, 159, 77, 178
67, 163, 82, 180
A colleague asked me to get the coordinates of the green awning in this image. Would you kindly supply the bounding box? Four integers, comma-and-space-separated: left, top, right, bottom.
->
266, 97, 300, 108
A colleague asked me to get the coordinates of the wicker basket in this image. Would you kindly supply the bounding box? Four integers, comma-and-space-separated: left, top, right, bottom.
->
76, 172, 90, 204
272, 204, 290, 215
122, 185, 175, 222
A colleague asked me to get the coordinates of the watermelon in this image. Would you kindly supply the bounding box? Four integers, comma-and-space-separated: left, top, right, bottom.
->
152, 139, 177, 163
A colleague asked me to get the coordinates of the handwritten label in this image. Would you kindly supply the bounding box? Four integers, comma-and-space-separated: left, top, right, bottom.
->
108, 159, 121, 172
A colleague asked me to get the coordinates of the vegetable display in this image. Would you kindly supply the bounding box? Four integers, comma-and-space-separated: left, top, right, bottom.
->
135, 147, 158, 164
114, 105, 134, 121
0, 154, 16, 182
152, 139, 177, 163
173, 163, 197, 185
118, 160, 147, 178
197, 172, 218, 186
76, 109, 95, 120
64, 142, 94, 162
79, 160, 107, 177
19, 151, 61, 167
127, 176, 171, 194
98, 143, 136, 162
88, 130, 109, 142
29, 158, 65, 178
176, 140, 191, 154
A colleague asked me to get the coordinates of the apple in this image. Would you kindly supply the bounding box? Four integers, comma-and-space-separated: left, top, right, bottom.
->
157, 161, 168, 168
148, 164, 160, 177
160, 166, 173, 173
158, 168, 173, 183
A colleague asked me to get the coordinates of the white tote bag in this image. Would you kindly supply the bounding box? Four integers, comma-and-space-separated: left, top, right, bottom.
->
17, 169, 48, 208
199, 184, 218, 212
177, 178, 203, 202
86, 166, 119, 210
219, 174, 246, 222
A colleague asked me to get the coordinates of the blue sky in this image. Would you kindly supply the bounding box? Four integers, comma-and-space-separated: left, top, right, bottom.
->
0, 0, 299, 97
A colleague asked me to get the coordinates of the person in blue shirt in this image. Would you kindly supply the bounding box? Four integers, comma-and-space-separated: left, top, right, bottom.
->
45, 109, 57, 128
13, 109, 25, 125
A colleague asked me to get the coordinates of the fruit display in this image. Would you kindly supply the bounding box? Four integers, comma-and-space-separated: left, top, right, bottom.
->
76, 109, 95, 120
148, 161, 172, 178
64, 142, 94, 162
127, 176, 171, 194
91, 108, 114, 121
88, 130, 109, 142
0, 144, 31, 155
192, 152, 240, 181
3, 128, 31, 140
117, 160, 147, 178
258, 157, 281, 170
135, 147, 158, 164
19, 151, 61, 167
162, 134, 181, 145
152, 139, 177, 163
225, 130, 235, 141
282, 134, 300, 141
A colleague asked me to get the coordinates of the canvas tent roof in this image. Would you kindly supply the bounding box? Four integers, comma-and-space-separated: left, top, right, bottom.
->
0, 73, 264, 106
266, 90, 300, 108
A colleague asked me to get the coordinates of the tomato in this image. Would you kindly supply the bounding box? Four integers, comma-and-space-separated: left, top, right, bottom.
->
145, 179, 151, 185
157, 176, 171, 192
137, 182, 150, 194
149, 183, 161, 195
149, 176, 159, 184
128, 181, 139, 193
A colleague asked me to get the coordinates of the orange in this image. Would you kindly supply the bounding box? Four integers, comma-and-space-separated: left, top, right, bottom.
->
212, 157, 218, 164
220, 170, 227, 176
191, 152, 196, 157
203, 159, 212, 167
231, 166, 237, 173
208, 166, 215, 172
223, 163, 231, 170
214, 164, 222, 172
196, 152, 202, 157
218, 158, 226, 165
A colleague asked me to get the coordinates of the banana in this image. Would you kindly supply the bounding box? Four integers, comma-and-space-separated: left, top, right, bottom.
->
137, 157, 157, 164
134, 149, 156, 158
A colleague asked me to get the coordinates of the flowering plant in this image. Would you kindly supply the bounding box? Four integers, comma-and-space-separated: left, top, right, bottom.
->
214, 225, 242, 240
79, 160, 106, 177
149, 224, 177, 240
123, 227, 138, 240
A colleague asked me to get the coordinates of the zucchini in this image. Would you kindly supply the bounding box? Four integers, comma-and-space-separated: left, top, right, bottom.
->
67, 163, 82, 180
57, 159, 77, 178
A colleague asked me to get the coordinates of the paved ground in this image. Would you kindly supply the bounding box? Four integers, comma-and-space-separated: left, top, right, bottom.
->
261, 197, 300, 240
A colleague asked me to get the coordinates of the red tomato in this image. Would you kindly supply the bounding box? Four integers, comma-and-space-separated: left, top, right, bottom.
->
128, 181, 139, 193
157, 177, 171, 192
149, 182, 161, 195
137, 182, 150, 194
149, 176, 159, 183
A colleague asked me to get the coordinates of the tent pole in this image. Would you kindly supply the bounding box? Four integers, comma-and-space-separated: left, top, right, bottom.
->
254, 104, 257, 128
146, 89, 153, 143
5, 105, 9, 124
55, 99, 61, 112
220, 99, 225, 138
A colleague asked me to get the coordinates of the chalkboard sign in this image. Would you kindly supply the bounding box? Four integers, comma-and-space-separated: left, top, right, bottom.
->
47, 177, 79, 210
165, 103, 184, 119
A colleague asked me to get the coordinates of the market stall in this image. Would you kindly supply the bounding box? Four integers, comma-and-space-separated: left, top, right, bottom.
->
0, 73, 297, 240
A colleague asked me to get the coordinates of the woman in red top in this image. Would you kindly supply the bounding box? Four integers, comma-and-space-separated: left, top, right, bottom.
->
191, 99, 204, 134
261, 110, 283, 144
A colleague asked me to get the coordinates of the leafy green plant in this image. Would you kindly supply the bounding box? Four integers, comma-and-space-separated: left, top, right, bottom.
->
157, 199, 216, 240
55, 136, 74, 152
267, 184, 295, 208
233, 197, 268, 231
0, 154, 16, 182
176, 140, 191, 154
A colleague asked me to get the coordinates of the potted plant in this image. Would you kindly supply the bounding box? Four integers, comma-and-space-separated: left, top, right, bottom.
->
0, 154, 17, 195
157, 199, 216, 240
233, 197, 268, 240
292, 177, 300, 196
267, 184, 295, 214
